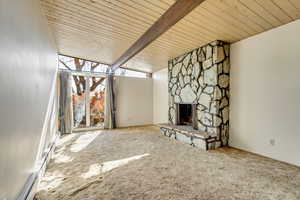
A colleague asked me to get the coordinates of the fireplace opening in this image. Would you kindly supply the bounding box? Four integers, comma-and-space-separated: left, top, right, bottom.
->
179, 104, 192, 125
175, 103, 197, 129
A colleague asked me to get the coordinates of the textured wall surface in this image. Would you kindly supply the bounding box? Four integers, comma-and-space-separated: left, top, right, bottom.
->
230, 19, 300, 167
168, 41, 230, 145
0, 0, 58, 199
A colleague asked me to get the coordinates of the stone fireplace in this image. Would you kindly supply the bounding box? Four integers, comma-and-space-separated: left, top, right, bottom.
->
166, 40, 230, 148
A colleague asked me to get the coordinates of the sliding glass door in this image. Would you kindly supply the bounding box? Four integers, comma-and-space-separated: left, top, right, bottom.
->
89, 77, 106, 128
72, 75, 87, 129
71, 73, 106, 131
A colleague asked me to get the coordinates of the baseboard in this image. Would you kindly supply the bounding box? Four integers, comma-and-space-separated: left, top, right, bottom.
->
17, 132, 60, 200
16, 173, 37, 200
229, 146, 300, 168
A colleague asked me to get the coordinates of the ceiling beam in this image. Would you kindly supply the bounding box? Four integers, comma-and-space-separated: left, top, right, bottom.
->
111, 0, 205, 71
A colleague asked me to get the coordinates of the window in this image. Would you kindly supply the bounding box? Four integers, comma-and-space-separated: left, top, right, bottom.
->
58, 55, 149, 78
114, 68, 148, 78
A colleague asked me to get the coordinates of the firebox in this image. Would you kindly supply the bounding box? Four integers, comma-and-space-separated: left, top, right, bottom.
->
175, 103, 197, 129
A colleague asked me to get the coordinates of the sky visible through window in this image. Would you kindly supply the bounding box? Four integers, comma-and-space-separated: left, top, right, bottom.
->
58, 55, 148, 78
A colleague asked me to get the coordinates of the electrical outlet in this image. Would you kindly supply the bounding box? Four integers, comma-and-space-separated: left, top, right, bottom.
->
270, 139, 275, 146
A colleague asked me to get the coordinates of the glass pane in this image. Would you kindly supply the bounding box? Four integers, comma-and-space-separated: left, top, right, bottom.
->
59, 55, 76, 70
89, 76, 106, 128
114, 68, 147, 78
72, 75, 87, 128
58, 55, 110, 73
92, 63, 109, 73
58, 55, 148, 78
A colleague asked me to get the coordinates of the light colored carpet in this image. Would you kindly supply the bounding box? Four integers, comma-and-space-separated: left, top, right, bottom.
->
35, 126, 300, 200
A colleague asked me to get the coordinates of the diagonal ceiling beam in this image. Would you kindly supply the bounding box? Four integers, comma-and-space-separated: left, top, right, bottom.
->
111, 0, 205, 71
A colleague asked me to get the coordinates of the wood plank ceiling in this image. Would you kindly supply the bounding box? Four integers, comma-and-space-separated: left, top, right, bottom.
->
41, 0, 300, 72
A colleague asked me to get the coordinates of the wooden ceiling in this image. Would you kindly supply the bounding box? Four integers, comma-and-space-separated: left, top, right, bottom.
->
41, 0, 300, 72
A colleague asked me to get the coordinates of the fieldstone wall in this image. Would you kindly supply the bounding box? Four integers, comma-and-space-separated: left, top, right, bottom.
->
168, 40, 230, 146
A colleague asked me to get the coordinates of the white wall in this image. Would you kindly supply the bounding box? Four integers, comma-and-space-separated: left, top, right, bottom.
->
0, 0, 58, 199
116, 76, 153, 127
153, 68, 169, 124
230, 19, 300, 166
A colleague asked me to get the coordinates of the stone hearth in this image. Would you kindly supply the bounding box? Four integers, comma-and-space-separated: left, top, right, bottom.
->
165, 40, 230, 149
158, 123, 218, 150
